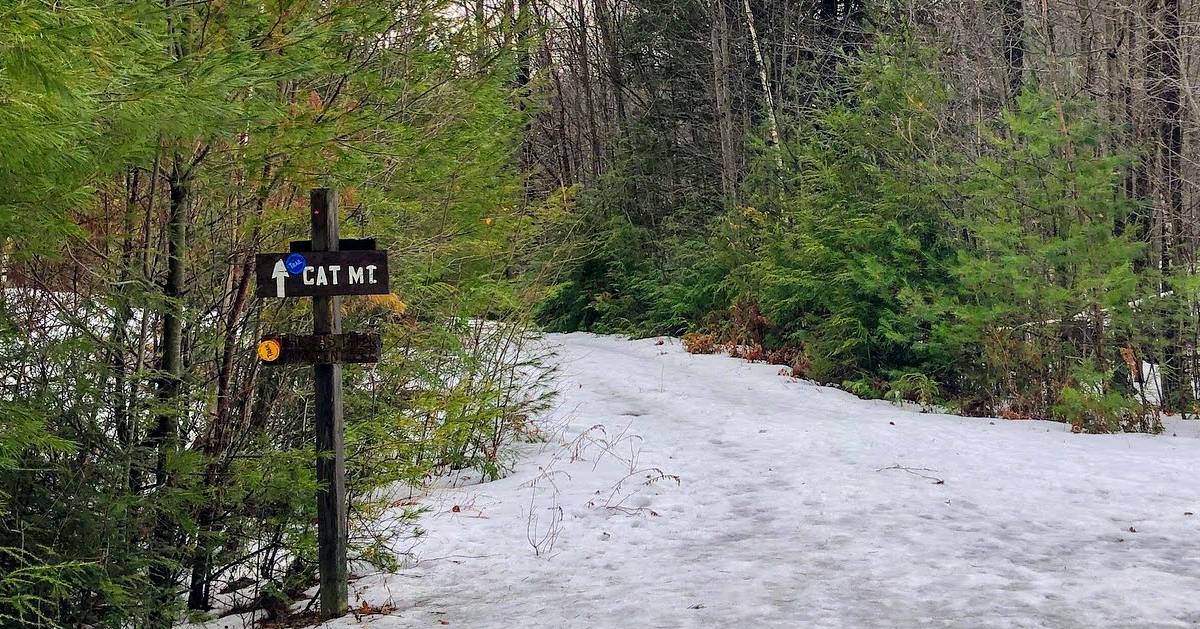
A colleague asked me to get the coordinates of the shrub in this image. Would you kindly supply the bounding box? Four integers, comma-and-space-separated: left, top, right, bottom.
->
682, 333, 718, 355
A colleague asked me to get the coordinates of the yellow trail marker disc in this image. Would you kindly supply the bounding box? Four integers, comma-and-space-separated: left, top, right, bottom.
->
257, 338, 282, 362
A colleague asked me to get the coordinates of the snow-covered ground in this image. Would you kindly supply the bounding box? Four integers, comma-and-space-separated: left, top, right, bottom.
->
206, 333, 1200, 628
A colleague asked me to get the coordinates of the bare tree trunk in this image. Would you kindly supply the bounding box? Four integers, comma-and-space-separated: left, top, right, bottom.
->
1125, 2, 1153, 259
710, 0, 738, 200
474, 0, 489, 70
516, 0, 534, 204
551, 67, 576, 185
111, 167, 139, 454
1148, 0, 1188, 412
575, 0, 603, 179
186, 258, 252, 609
148, 158, 189, 619
1002, 0, 1025, 102
740, 0, 783, 171
595, 0, 626, 125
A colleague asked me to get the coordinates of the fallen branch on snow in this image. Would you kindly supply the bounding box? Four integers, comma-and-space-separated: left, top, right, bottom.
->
876, 464, 945, 485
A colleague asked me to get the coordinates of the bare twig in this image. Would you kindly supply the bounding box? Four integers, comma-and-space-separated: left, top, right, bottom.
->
876, 464, 946, 485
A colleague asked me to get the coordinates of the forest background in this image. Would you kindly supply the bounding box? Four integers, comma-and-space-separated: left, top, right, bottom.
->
2, 0, 1197, 624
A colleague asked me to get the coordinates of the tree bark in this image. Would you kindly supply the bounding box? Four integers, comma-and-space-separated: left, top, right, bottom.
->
710, 0, 738, 200
1002, 0, 1025, 103
575, 0, 603, 179
148, 158, 189, 621
740, 0, 783, 171
1147, 0, 1188, 412
595, 0, 626, 124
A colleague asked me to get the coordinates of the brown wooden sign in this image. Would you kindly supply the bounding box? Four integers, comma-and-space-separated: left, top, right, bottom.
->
289, 238, 376, 252
255, 250, 389, 298
257, 333, 382, 365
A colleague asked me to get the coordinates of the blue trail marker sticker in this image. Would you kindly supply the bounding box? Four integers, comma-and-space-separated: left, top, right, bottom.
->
285, 253, 307, 275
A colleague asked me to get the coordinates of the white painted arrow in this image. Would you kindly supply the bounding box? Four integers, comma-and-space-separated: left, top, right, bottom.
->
272, 260, 288, 297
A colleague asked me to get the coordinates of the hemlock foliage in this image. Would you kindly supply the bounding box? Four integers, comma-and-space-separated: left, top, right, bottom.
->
539, 36, 1160, 432
2, 0, 548, 625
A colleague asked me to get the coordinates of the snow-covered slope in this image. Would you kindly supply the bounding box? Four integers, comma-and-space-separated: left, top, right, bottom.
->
223, 333, 1200, 628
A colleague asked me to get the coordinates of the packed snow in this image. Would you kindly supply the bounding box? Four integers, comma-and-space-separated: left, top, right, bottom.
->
200, 333, 1200, 628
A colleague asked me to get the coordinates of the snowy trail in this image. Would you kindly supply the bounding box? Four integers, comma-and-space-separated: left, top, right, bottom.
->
337, 334, 1198, 628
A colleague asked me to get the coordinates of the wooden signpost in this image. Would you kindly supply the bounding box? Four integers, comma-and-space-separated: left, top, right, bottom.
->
254, 189, 389, 618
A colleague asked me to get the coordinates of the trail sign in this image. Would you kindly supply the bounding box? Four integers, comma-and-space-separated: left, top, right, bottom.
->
256, 333, 382, 365
255, 250, 389, 298
251, 189, 389, 618
290, 238, 376, 252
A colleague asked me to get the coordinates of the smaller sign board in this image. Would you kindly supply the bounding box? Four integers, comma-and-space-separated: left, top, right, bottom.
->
257, 333, 382, 365
255, 250, 390, 298
290, 238, 377, 252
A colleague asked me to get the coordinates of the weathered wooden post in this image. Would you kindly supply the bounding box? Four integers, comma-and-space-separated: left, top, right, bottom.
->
253, 188, 389, 619
310, 188, 348, 617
